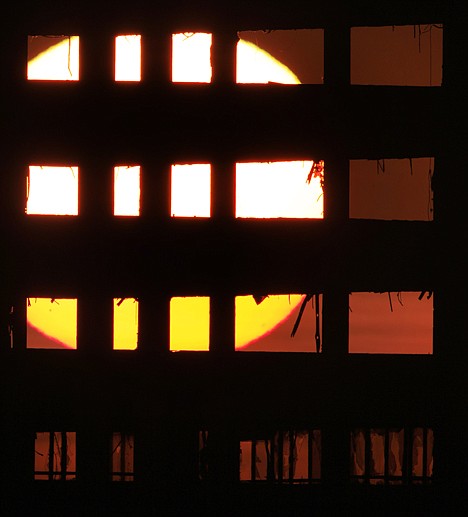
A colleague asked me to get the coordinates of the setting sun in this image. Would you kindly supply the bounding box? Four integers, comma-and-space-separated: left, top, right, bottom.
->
25, 33, 323, 350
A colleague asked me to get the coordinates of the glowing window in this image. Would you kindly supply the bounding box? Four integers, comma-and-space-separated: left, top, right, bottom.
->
236, 161, 323, 218
35, 432, 76, 480
172, 33, 212, 83
170, 297, 210, 351
114, 166, 140, 216
240, 430, 321, 482
349, 292, 433, 354
235, 294, 322, 352
111, 432, 134, 481
349, 158, 434, 221
171, 164, 211, 217
115, 35, 141, 81
27, 36, 79, 80
27, 298, 77, 349
351, 428, 433, 484
113, 298, 138, 350
237, 29, 324, 84
27, 166, 78, 215
351, 25, 443, 86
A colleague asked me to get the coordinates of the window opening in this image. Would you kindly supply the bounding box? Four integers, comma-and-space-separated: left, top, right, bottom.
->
235, 294, 322, 352
27, 35, 79, 80
237, 29, 324, 84
240, 430, 321, 483
115, 35, 141, 81
350, 427, 433, 484
26, 166, 79, 215
172, 33, 212, 83
113, 298, 138, 350
170, 297, 210, 351
236, 160, 323, 219
349, 291, 433, 354
111, 432, 134, 481
351, 25, 443, 86
35, 432, 76, 480
27, 298, 77, 349
114, 166, 140, 216
171, 164, 211, 217
349, 158, 434, 221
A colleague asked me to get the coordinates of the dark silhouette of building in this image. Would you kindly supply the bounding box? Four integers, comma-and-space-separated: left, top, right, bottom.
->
1, 1, 467, 515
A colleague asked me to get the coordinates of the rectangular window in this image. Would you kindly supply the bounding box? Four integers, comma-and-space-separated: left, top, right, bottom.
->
236, 161, 323, 219
351, 25, 443, 86
115, 35, 141, 81
28, 35, 79, 81
170, 296, 210, 351
27, 166, 78, 215
350, 427, 433, 484
111, 432, 134, 481
27, 298, 77, 349
172, 33, 212, 83
240, 430, 321, 483
235, 294, 322, 352
113, 298, 138, 350
349, 158, 434, 221
349, 291, 433, 354
114, 166, 140, 216
171, 164, 211, 217
35, 432, 76, 480
237, 29, 324, 84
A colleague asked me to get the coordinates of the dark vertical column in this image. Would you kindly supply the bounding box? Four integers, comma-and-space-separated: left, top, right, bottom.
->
11, 296, 27, 350
211, 31, 238, 85
432, 8, 468, 508
1, 28, 28, 352
76, 428, 110, 496
76, 30, 115, 354
321, 24, 351, 505
138, 294, 170, 352
209, 32, 237, 354
209, 294, 235, 353
141, 31, 172, 84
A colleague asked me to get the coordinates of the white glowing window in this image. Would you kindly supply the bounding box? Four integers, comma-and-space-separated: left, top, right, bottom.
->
114, 166, 140, 216
236, 161, 323, 218
27, 36, 79, 81
171, 164, 211, 217
113, 298, 138, 350
170, 297, 210, 351
115, 35, 141, 81
27, 298, 77, 349
27, 166, 78, 215
172, 33, 212, 83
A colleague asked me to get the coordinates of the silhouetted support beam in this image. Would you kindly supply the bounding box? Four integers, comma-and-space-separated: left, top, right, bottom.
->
141, 31, 172, 84
77, 296, 113, 352
211, 161, 236, 219
79, 30, 114, 86
209, 294, 235, 353
211, 31, 238, 85
322, 290, 348, 356
323, 155, 349, 222
140, 160, 171, 219
207, 426, 239, 484
138, 295, 170, 352
12, 297, 27, 350
77, 428, 109, 487
324, 24, 350, 88
321, 425, 349, 510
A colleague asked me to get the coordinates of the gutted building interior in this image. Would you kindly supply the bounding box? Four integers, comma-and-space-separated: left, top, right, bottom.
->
1, 1, 467, 515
